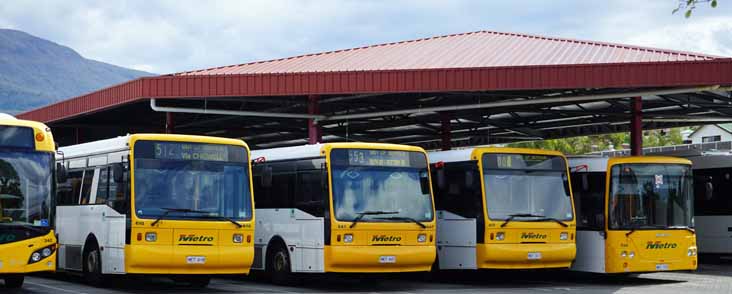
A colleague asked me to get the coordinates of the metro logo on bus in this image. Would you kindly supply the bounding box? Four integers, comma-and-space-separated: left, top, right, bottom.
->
521, 233, 547, 240
646, 241, 678, 249
178, 234, 215, 243
372, 235, 402, 243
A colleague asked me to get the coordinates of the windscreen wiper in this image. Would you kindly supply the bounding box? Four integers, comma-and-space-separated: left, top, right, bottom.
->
151, 207, 210, 226
533, 217, 569, 228
374, 216, 427, 229
501, 213, 544, 228
625, 224, 639, 237
668, 226, 696, 234
198, 214, 243, 228
350, 211, 399, 228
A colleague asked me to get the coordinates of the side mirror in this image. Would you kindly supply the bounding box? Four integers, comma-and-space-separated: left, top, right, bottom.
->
465, 171, 474, 189
56, 163, 68, 182
112, 163, 126, 183
563, 173, 571, 197
261, 165, 273, 188
436, 169, 446, 190
419, 171, 431, 195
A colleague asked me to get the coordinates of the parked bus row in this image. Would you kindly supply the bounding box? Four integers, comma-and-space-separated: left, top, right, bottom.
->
0, 114, 707, 289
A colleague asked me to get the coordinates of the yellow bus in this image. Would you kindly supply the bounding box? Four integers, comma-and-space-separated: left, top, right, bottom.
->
55, 134, 255, 287
251, 143, 436, 284
569, 156, 697, 273
0, 114, 57, 288
429, 148, 576, 270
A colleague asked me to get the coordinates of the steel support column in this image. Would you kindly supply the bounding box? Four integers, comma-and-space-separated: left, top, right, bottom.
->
308, 95, 322, 144
440, 112, 452, 151
165, 112, 175, 134
630, 96, 642, 156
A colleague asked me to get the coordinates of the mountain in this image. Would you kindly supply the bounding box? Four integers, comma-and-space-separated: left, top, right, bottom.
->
0, 29, 154, 114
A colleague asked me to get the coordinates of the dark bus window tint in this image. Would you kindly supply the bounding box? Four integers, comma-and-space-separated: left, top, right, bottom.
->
96, 167, 109, 204
694, 168, 732, 216
108, 164, 129, 214
296, 169, 326, 217
570, 172, 606, 230
79, 169, 94, 205
57, 171, 83, 205
431, 161, 483, 219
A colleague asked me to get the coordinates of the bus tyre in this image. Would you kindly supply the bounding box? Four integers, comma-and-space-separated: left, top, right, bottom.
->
4, 275, 24, 288
83, 244, 106, 287
267, 244, 292, 285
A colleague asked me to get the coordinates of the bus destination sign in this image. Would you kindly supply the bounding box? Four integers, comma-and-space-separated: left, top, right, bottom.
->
347, 149, 410, 167
154, 142, 229, 162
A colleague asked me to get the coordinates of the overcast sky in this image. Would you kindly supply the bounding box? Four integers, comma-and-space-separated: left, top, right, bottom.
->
1, 0, 730, 74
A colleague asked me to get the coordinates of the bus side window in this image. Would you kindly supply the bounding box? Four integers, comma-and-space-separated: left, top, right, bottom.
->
296, 169, 325, 217
79, 169, 95, 205
57, 171, 84, 205
96, 167, 110, 204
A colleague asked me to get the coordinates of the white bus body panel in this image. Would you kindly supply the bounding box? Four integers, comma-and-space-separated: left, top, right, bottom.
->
56, 205, 126, 274
696, 216, 732, 254
254, 208, 325, 273
570, 230, 605, 273
436, 210, 477, 269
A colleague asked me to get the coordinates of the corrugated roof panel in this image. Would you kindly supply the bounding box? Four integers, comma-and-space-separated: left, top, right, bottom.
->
174, 30, 721, 76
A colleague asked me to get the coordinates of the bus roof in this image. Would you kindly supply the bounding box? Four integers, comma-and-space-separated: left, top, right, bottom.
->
568, 156, 691, 172
429, 147, 565, 163
251, 142, 427, 162
0, 116, 55, 152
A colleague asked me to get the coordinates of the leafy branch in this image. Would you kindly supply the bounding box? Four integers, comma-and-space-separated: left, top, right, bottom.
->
673, 0, 719, 18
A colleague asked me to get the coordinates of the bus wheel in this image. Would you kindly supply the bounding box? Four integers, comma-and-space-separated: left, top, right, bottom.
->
4, 275, 24, 288
267, 244, 292, 285
83, 244, 106, 287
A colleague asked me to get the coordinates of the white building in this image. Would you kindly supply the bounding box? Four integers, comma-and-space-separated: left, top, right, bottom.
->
687, 124, 732, 144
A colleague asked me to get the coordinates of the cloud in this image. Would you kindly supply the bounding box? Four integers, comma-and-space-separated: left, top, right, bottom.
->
0, 0, 729, 74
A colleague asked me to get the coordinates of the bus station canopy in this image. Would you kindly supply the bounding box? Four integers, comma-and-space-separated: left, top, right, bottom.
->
17, 30, 732, 149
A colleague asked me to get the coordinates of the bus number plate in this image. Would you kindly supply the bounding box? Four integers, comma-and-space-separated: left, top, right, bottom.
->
656, 263, 669, 271
379, 256, 396, 263
186, 256, 206, 264
528, 252, 542, 260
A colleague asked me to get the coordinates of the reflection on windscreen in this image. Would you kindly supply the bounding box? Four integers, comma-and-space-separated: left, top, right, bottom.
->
134, 159, 252, 220
330, 149, 433, 222
483, 153, 573, 221
609, 164, 693, 229
0, 152, 52, 226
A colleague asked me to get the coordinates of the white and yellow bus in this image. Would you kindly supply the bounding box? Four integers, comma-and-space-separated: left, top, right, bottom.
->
55, 134, 255, 287
0, 114, 57, 288
569, 156, 697, 273
429, 148, 576, 270
251, 143, 436, 284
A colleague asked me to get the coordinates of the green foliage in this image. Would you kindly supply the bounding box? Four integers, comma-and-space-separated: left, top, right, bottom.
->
506, 128, 688, 155
673, 0, 719, 18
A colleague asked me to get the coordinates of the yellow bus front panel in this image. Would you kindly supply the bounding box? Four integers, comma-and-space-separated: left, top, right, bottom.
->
480, 225, 575, 269
605, 230, 697, 273
0, 230, 56, 274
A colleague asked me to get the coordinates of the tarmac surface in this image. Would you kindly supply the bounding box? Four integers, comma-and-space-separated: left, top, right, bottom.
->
6, 259, 732, 293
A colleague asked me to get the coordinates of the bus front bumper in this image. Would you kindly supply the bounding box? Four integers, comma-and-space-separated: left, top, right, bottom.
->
0, 239, 56, 274
476, 243, 576, 269
125, 244, 254, 275
605, 257, 697, 273
325, 245, 436, 273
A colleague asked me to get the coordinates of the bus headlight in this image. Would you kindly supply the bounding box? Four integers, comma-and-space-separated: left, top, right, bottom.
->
145, 232, 157, 242
417, 234, 427, 243
688, 248, 697, 256
495, 232, 505, 241
343, 234, 354, 243
41, 248, 52, 257
31, 252, 42, 263
559, 232, 569, 240
233, 234, 243, 243
629, 251, 635, 259
620, 251, 627, 258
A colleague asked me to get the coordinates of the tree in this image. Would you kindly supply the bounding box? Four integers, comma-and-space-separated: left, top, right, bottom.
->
674, 0, 719, 18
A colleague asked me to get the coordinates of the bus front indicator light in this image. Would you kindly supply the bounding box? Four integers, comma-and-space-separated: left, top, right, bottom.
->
496, 232, 505, 241
344, 234, 354, 243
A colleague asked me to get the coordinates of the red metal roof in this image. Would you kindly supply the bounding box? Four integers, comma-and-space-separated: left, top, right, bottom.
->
18, 30, 732, 124
177, 30, 721, 75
